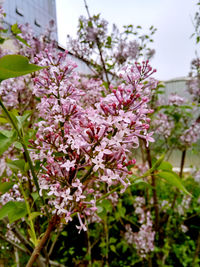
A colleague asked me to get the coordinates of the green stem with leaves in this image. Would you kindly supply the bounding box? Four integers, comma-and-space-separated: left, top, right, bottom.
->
0, 98, 49, 216
16, 175, 37, 246
0, 99, 40, 191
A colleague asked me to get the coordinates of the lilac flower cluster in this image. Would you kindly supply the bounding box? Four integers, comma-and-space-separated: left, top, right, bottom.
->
114, 40, 140, 65
0, 23, 58, 110
152, 113, 174, 138
187, 58, 200, 102
125, 197, 155, 258
74, 77, 104, 107
67, 14, 156, 78
152, 91, 200, 149
0, 5, 4, 21
180, 122, 200, 147
30, 50, 156, 226
187, 76, 200, 103
177, 195, 191, 216
168, 93, 186, 106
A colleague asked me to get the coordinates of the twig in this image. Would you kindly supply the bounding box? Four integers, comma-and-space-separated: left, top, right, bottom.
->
0, 232, 28, 254
48, 225, 63, 257
145, 145, 159, 231
83, 0, 110, 86
193, 232, 200, 265
26, 214, 60, 267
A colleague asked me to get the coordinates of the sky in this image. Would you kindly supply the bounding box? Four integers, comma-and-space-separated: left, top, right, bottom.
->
56, 0, 199, 81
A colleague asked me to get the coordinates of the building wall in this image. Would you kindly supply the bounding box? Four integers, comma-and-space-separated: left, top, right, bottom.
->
3, 0, 57, 41
2, 0, 93, 74
163, 77, 191, 101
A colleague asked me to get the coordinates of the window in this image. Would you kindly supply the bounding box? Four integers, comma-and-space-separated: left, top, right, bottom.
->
34, 19, 41, 28
16, 7, 24, 17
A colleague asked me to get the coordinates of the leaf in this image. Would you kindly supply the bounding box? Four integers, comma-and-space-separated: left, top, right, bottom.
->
157, 171, 192, 196
8, 201, 27, 223
109, 237, 117, 244
28, 212, 43, 220
88, 21, 93, 28
11, 23, 21, 35
151, 154, 165, 170
16, 111, 32, 129
110, 245, 117, 253
0, 37, 6, 44
100, 199, 112, 213
0, 116, 8, 123
0, 201, 27, 223
15, 35, 31, 47
0, 201, 15, 220
0, 182, 14, 194
14, 141, 23, 150
0, 55, 46, 82
106, 36, 112, 46
28, 228, 38, 246
31, 192, 39, 202
7, 159, 26, 172
157, 161, 173, 171
11, 24, 30, 47
0, 130, 17, 156
97, 206, 103, 213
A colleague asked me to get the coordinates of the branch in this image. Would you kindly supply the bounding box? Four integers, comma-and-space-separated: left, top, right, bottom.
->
2, 220, 33, 253
26, 214, 60, 267
145, 145, 159, 231
83, 0, 91, 19
48, 226, 63, 257
0, 232, 28, 254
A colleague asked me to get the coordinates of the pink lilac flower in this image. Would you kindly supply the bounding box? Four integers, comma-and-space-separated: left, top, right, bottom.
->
125, 197, 155, 258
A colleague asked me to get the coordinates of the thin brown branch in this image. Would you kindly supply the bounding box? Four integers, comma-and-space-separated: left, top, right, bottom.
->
26, 214, 60, 267
83, 0, 110, 86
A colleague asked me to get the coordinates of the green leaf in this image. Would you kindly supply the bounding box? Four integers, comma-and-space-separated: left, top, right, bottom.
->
28, 212, 43, 220
0, 116, 8, 123
16, 111, 31, 129
31, 192, 39, 202
11, 23, 21, 35
151, 154, 165, 170
97, 206, 103, 213
110, 245, 117, 253
0, 201, 15, 220
157, 171, 192, 196
8, 201, 27, 223
109, 237, 117, 244
15, 35, 31, 47
11, 23, 30, 47
61, 231, 68, 237
14, 141, 23, 150
0, 201, 27, 223
0, 182, 14, 194
157, 161, 173, 171
0, 55, 46, 82
28, 228, 38, 246
0, 130, 17, 156
88, 21, 93, 28
7, 159, 26, 172
0, 37, 6, 44
100, 199, 112, 213
106, 36, 112, 46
